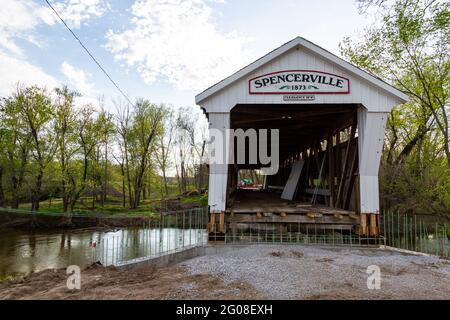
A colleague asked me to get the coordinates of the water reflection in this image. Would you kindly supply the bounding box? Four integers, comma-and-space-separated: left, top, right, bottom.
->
0, 227, 207, 279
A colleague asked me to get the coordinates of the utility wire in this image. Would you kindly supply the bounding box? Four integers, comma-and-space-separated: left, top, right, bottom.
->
44, 0, 134, 106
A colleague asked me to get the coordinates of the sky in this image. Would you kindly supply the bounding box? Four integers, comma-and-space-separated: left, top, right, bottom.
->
0, 0, 370, 110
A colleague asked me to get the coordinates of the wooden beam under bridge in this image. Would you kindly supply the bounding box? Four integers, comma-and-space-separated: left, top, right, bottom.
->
227, 213, 359, 225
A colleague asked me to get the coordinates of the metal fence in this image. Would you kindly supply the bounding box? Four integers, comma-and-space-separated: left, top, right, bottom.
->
0, 206, 209, 267
91, 207, 209, 266
210, 222, 384, 247
382, 211, 450, 258
2, 205, 448, 264
92, 210, 448, 262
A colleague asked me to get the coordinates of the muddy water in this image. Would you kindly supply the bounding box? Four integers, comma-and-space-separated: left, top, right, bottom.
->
0, 227, 207, 279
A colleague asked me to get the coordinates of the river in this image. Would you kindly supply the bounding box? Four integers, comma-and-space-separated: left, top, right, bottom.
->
0, 227, 208, 279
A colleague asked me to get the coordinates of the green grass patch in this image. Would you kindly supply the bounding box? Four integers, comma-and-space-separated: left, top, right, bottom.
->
10, 191, 206, 218
0, 272, 25, 282
16, 196, 161, 217
180, 194, 203, 204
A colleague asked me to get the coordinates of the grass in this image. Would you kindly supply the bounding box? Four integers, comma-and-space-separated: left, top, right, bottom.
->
11, 193, 205, 217
180, 194, 203, 204
0, 272, 26, 282
181, 193, 208, 206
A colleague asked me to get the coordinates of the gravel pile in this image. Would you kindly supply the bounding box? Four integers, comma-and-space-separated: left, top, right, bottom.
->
180, 245, 450, 299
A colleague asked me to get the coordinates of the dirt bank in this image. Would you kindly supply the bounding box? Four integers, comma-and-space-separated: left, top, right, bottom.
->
0, 211, 155, 230
0, 263, 262, 300
1, 245, 449, 300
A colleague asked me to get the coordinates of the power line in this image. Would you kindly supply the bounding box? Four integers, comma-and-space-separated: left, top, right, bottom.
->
44, 0, 134, 106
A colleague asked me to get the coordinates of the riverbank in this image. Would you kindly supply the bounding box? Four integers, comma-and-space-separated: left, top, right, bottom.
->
0, 197, 204, 230
1, 245, 449, 299
0, 194, 206, 230
0, 210, 156, 229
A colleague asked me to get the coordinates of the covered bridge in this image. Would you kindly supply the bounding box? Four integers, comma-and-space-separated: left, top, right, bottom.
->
195, 37, 408, 240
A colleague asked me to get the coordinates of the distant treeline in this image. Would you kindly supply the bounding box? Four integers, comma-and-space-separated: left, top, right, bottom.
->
0, 85, 208, 212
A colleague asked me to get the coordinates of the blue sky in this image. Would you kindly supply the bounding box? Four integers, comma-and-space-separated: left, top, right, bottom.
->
0, 0, 370, 109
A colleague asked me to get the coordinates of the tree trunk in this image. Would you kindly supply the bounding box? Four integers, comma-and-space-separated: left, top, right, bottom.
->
0, 167, 4, 207
69, 154, 89, 213
142, 183, 147, 200
10, 174, 20, 208
394, 123, 430, 165
175, 165, 182, 194
181, 161, 186, 193
124, 144, 133, 208
103, 141, 108, 205
31, 169, 43, 211
120, 162, 126, 208
62, 184, 69, 212
162, 167, 168, 196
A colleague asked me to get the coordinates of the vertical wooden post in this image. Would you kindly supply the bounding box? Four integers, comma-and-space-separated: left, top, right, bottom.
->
344, 139, 358, 210
336, 121, 357, 209
369, 214, 378, 236
219, 211, 225, 233
327, 132, 335, 207
360, 213, 367, 236
336, 131, 341, 193
209, 212, 216, 233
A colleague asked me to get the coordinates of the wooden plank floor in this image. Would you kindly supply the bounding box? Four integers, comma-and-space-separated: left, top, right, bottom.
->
228, 189, 354, 216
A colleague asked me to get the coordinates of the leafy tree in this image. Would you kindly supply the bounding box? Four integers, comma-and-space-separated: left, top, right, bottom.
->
67, 106, 100, 212
116, 99, 165, 208
0, 88, 32, 208
54, 86, 79, 212
17, 86, 56, 211
341, 0, 450, 216
340, 0, 450, 167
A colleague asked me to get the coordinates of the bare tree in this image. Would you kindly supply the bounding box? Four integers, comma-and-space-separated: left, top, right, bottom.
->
155, 108, 175, 196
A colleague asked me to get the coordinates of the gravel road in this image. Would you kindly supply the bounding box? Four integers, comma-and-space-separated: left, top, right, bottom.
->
181, 245, 450, 299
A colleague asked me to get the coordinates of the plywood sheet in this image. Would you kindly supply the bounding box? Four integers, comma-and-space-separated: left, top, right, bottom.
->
281, 160, 304, 200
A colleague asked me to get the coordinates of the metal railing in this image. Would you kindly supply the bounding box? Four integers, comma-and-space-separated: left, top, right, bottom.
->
90, 207, 209, 266
382, 211, 449, 258
1, 206, 209, 267
91, 209, 448, 263
3, 205, 447, 263
209, 221, 384, 247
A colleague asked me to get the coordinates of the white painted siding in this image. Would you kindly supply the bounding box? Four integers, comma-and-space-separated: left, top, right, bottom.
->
199, 47, 403, 113
208, 113, 230, 213
357, 107, 388, 213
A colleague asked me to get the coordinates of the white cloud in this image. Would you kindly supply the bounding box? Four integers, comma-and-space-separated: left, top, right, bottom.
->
105, 0, 253, 91
0, 0, 57, 55
0, 50, 59, 96
0, 1, 58, 95
61, 61, 96, 96
0, 0, 56, 31
0, 1, 106, 100
0, 0, 108, 55
54, 0, 109, 29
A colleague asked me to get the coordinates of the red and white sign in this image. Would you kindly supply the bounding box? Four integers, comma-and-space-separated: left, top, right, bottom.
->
249, 70, 350, 94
